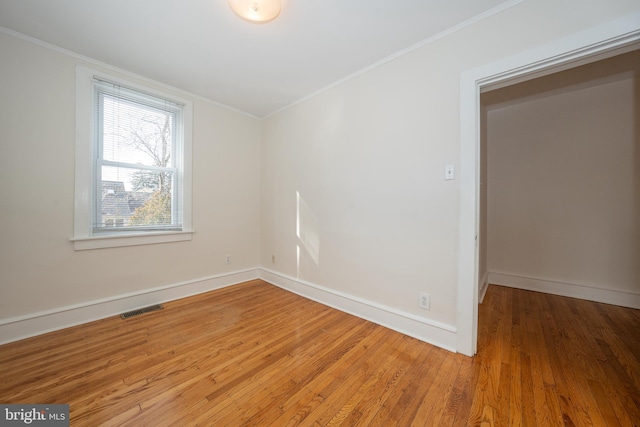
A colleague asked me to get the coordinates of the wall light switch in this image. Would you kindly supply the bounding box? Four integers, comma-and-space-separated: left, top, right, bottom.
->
445, 164, 455, 180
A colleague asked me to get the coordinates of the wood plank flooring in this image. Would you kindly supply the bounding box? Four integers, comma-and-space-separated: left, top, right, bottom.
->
0, 280, 638, 426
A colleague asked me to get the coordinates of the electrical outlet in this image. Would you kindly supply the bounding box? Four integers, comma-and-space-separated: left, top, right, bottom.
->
271, 255, 276, 263
419, 292, 430, 310
225, 254, 231, 264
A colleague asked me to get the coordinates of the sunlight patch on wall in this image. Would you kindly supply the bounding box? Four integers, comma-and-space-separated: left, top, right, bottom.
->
296, 191, 320, 278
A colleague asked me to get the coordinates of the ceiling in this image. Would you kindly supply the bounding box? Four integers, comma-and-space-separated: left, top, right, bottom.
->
0, 0, 512, 118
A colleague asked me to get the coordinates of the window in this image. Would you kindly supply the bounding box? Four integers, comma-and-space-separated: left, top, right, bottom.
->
93, 79, 183, 233
73, 67, 192, 250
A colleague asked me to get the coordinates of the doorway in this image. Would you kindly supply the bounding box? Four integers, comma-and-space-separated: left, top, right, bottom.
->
479, 50, 639, 309
456, 18, 640, 356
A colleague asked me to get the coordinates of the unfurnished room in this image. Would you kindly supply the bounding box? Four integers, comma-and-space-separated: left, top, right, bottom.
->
0, 1, 639, 425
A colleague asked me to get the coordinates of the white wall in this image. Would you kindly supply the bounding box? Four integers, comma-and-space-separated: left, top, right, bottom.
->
261, 0, 640, 350
484, 51, 640, 307
1, 0, 639, 351
0, 32, 262, 335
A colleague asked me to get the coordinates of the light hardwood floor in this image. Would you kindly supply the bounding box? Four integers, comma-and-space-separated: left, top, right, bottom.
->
1, 279, 638, 426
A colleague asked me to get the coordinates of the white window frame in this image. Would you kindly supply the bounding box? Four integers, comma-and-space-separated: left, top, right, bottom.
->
72, 66, 193, 250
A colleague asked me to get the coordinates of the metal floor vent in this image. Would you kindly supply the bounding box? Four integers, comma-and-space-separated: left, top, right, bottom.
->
121, 304, 163, 319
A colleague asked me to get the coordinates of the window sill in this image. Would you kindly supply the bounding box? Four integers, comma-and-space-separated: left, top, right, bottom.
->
70, 230, 193, 251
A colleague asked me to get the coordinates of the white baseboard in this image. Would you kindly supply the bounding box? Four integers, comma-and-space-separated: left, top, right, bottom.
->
259, 269, 458, 353
0, 268, 260, 345
488, 272, 640, 310
1, 267, 460, 353
479, 271, 489, 303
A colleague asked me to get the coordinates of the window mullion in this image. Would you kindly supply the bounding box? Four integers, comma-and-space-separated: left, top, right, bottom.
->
100, 159, 177, 174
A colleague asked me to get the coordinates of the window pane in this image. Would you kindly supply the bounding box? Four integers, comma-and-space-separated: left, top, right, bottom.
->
97, 165, 175, 230
101, 93, 175, 168
91, 78, 184, 235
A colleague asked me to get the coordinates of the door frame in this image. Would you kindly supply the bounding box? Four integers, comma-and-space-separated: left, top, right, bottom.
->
456, 13, 640, 356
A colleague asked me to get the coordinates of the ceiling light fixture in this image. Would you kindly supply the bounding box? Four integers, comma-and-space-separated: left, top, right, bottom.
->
228, 0, 282, 23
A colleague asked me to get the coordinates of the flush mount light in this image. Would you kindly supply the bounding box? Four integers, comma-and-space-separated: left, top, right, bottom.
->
228, 0, 282, 23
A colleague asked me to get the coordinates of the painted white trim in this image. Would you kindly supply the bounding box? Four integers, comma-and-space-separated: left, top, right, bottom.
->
488, 272, 640, 310
71, 230, 194, 250
2, 260, 635, 351
458, 13, 640, 357
72, 65, 194, 250
479, 271, 489, 304
263, 0, 525, 119
1, 267, 459, 352
259, 269, 458, 353
0, 26, 259, 119
0, 268, 260, 345
1, 0, 525, 122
